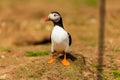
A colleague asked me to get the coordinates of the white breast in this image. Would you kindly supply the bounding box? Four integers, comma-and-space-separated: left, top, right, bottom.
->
51, 26, 68, 43
51, 26, 69, 51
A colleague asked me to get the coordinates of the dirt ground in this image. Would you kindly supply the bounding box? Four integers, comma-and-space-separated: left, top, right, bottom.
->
0, 0, 120, 80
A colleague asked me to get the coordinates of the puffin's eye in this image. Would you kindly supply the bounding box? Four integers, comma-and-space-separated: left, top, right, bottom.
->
54, 14, 57, 17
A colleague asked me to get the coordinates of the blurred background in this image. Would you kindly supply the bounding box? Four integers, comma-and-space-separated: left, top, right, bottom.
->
0, 0, 119, 49
0, 0, 120, 80
0, 0, 99, 47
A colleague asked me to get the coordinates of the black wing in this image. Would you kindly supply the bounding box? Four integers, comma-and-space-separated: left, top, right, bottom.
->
68, 33, 72, 46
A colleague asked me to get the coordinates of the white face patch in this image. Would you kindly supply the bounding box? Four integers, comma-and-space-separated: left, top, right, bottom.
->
49, 13, 61, 22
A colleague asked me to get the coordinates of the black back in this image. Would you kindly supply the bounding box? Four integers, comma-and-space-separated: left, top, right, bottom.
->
68, 33, 72, 46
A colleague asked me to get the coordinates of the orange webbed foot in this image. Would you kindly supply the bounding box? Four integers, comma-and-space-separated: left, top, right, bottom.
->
48, 53, 55, 64
48, 58, 55, 64
61, 53, 70, 66
61, 59, 70, 66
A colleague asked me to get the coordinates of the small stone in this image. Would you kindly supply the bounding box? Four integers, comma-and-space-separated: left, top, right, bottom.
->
1, 55, 5, 59
0, 74, 6, 79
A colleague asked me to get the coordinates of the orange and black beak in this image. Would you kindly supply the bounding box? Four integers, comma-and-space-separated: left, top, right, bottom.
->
45, 16, 50, 21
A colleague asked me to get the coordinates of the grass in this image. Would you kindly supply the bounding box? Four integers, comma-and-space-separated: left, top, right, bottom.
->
106, 53, 118, 70
113, 47, 120, 52
102, 70, 120, 80
20, 66, 29, 71
0, 46, 11, 52
0, 0, 29, 5
102, 74, 109, 80
28, 74, 39, 78
81, 35, 97, 47
110, 70, 120, 80
106, 54, 114, 59
26, 50, 49, 57
81, 36, 89, 41
72, 0, 98, 8
91, 64, 102, 71
79, 21, 86, 26
87, 41, 96, 47
0, 79, 6, 80
108, 20, 114, 26
84, 0, 98, 7
104, 53, 120, 80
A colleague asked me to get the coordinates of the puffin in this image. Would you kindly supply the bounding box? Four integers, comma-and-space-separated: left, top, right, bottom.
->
45, 12, 72, 66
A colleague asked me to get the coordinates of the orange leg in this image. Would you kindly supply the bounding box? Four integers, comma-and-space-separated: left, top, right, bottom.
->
61, 53, 70, 66
48, 53, 55, 64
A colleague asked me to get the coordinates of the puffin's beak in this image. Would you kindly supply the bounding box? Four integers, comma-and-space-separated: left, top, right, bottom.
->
45, 16, 49, 21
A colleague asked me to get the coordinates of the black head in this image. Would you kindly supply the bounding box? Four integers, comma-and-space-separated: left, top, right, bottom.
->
45, 12, 63, 27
